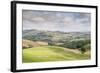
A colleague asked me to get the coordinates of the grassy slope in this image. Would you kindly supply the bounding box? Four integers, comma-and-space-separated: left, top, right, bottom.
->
22, 46, 90, 63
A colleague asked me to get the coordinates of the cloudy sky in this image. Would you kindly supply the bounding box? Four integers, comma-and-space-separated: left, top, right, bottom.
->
22, 10, 91, 32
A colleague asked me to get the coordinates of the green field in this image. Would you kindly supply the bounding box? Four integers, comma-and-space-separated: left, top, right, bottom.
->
22, 46, 90, 63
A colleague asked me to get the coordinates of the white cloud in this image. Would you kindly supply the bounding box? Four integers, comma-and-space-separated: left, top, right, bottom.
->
22, 10, 91, 32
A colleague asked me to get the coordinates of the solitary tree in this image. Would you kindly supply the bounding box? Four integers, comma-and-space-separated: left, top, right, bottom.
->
80, 47, 86, 54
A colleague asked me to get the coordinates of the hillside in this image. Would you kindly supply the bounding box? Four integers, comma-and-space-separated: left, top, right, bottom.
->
23, 39, 48, 48
23, 30, 91, 48
22, 29, 91, 63
23, 29, 90, 42
22, 46, 90, 63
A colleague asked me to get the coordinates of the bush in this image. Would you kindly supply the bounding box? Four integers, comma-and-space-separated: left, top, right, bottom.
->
80, 47, 86, 54
82, 44, 91, 51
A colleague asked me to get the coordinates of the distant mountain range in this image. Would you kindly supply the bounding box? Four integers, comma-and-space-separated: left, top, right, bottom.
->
23, 29, 90, 44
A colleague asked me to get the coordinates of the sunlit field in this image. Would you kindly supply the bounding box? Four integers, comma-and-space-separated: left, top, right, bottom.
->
22, 46, 90, 63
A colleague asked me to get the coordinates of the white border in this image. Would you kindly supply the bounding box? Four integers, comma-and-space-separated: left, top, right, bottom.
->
16, 4, 96, 70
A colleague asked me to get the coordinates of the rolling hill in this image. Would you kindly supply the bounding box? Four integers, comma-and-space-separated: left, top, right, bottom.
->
23, 29, 91, 43
22, 29, 91, 63
22, 46, 90, 63
23, 39, 48, 48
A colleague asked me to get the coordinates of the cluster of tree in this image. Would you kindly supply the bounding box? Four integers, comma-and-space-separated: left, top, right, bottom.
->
48, 39, 91, 54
